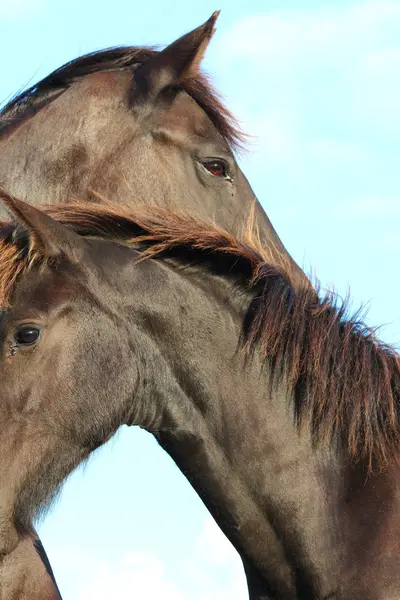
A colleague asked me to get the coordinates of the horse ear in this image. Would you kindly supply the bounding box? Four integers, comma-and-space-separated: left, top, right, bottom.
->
0, 189, 85, 262
134, 11, 220, 101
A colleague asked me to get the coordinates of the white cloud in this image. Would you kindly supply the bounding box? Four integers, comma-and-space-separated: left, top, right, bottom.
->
271, 195, 400, 237
50, 517, 248, 600
239, 108, 301, 164
75, 553, 186, 600
216, 2, 400, 73
0, 0, 46, 19
195, 516, 239, 567
334, 197, 400, 219
212, 2, 400, 165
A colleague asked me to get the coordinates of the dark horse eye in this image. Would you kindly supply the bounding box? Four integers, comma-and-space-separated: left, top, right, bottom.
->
14, 326, 41, 346
202, 160, 228, 178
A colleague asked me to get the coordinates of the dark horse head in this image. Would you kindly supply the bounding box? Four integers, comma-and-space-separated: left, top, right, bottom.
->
0, 12, 306, 288
0, 191, 400, 600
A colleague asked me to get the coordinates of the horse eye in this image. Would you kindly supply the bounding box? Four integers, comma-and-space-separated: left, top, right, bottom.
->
14, 326, 41, 346
202, 160, 228, 178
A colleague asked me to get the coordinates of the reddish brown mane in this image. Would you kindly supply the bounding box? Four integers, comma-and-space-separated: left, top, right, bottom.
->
0, 229, 29, 311
1, 201, 399, 468
0, 47, 244, 150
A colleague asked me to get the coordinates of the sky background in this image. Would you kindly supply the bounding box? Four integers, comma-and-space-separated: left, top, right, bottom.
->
1, 1, 400, 598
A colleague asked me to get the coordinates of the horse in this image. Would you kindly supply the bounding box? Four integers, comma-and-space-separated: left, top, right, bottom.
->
0, 12, 309, 596
0, 191, 399, 600
0, 12, 305, 288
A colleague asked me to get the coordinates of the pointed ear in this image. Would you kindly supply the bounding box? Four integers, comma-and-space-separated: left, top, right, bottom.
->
134, 11, 220, 101
0, 189, 85, 263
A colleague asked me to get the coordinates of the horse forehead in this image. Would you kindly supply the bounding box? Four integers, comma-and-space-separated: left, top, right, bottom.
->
78, 70, 132, 101
15, 268, 83, 311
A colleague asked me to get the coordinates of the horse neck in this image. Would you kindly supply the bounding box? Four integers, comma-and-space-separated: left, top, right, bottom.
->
126, 259, 400, 600
125, 258, 326, 597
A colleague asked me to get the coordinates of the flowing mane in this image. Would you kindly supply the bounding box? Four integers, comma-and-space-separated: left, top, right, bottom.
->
0, 46, 244, 150
0, 201, 399, 468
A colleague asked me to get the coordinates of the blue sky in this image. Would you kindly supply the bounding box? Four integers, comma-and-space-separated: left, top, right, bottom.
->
1, 1, 400, 598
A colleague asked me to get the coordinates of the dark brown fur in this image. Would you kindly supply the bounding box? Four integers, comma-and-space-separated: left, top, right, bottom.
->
1, 198, 398, 469
0, 47, 245, 150
0, 14, 304, 600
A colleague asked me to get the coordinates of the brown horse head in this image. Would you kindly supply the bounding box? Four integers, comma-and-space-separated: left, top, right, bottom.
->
0, 14, 309, 597
0, 13, 306, 288
0, 14, 307, 597
1, 192, 400, 599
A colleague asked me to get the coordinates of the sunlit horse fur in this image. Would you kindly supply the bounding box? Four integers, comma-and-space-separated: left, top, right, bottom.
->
0, 192, 399, 600
0, 12, 310, 596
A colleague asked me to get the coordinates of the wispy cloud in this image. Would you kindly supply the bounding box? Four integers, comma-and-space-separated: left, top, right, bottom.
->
212, 2, 400, 166
216, 2, 400, 80
333, 197, 400, 219
50, 517, 247, 600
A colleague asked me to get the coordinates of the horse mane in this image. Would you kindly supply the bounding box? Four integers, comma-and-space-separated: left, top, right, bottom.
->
1, 201, 399, 468
0, 46, 244, 150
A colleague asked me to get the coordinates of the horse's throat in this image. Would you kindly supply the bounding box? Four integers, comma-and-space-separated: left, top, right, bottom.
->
155, 420, 359, 599
155, 424, 299, 597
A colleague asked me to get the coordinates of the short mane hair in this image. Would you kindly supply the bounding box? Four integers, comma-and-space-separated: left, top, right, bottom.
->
0, 200, 399, 469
